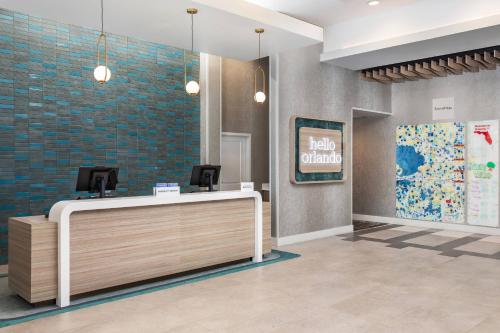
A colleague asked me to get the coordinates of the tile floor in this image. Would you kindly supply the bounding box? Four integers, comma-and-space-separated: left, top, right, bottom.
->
3, 224, 500, 332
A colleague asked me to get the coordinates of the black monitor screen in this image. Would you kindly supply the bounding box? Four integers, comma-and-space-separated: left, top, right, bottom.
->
190, 165, 221, 191
76, 166, 119, 195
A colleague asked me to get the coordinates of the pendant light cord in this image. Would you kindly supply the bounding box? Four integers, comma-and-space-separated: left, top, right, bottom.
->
100, 0, 104, 34
191, 13, 194, 53
258, 32, 261, 67
96, 0, 108, 80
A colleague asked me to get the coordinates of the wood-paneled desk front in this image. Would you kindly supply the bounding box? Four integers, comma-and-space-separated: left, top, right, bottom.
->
8, 191, 271, 307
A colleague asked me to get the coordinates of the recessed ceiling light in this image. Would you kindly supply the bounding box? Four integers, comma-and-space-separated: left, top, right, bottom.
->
368, 0, 380, 6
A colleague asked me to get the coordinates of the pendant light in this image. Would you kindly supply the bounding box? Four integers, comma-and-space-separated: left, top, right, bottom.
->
254, 28, 266, 104
185, 8, 200, 96
94, 0, 111, 83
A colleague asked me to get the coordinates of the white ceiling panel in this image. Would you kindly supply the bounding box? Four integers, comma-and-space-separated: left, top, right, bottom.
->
0, 0, 323, 60
245, 0, 420, 27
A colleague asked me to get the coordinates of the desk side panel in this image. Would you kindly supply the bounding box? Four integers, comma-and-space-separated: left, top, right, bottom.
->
263, 202, 272, 254
8, 218, 31, 302
31, 222, 58, 302
8, 217, 57, 303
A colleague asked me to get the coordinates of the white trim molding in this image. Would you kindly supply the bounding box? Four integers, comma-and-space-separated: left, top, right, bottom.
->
269, 53, 279, 239
200, 52, 210, 164
353, 214, 500, 236
277, 225, 353, 246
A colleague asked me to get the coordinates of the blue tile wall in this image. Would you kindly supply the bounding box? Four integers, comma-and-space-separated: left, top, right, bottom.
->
0, 8, 200, 264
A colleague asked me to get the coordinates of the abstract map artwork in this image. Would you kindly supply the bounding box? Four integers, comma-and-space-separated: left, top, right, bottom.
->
396, 123, 465, 223
467, 120, 499, 227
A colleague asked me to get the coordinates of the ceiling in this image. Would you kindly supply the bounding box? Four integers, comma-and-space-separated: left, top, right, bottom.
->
0, 0, 322, 61
323, 23, 500, 70
320, 0, 500, 69
245, 0, 421, 28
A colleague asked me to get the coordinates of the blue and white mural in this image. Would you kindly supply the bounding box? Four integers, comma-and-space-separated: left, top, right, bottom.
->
396, 122, 465, 223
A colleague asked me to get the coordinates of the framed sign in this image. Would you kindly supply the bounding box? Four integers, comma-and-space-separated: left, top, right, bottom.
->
290, 116, 346, 184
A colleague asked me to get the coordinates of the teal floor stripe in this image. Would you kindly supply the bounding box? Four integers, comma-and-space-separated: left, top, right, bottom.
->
0, 250, 299, 328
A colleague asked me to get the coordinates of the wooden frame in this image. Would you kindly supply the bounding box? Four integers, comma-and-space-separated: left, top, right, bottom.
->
289, 115, 347, 184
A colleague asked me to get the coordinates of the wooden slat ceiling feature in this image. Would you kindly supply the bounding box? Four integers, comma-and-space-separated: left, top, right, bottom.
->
360, 46, 500, 83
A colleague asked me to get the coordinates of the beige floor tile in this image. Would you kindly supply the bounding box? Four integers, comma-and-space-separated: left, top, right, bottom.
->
392, 225, 427, 233
468, 315, 500, 333
403, 234, 455, 246
455, 240, 500, 255
361, 229, 410, 240
5, 226, 500, 333
432, 230, 473, 238
478, 235, 500, 244
270, 310, 371, 333
376, 306, 485, 333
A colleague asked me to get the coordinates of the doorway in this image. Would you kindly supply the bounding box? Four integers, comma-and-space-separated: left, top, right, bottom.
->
352, 107, 392, 230
220, 132, 252, 190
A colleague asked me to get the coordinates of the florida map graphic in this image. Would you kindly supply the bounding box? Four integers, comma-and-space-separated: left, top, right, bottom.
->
467, 120, 499, 227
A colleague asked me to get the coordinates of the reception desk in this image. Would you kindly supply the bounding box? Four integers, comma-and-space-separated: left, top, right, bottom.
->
8, 191, 271, 307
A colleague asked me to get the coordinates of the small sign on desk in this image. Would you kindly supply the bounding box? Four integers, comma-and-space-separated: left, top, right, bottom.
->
240, 182, 254, 192
153, 183, 180, 197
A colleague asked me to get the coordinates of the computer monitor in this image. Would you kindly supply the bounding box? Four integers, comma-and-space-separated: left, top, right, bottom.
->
76, 166, 119, 198
190, 165, 221, 192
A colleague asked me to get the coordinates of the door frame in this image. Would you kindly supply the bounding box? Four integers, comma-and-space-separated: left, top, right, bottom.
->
220, 132, 252, 190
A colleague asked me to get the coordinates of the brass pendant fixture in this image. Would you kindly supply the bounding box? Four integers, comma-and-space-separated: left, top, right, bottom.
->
254, 28, 266, 104
185, 8, 200, 96
94, 0, 111, 83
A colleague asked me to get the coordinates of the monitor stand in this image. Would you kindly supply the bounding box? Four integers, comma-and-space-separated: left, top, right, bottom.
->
95, 176, 106, 198
207, 173, 215, 192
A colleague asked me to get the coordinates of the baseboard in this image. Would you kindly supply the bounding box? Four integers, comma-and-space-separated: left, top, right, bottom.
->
276, 225, 353, 246
353, 214, 500, 235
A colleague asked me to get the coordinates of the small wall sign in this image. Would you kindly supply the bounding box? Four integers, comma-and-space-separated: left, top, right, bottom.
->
290, 116, 346, 184
240, 182, 254, 192
432, 97, 455, 120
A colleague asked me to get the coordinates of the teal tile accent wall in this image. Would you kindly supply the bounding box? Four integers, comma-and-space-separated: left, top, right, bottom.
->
0, 8, 200, 264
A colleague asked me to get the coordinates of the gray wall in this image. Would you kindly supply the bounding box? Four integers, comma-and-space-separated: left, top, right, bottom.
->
277, 44, 390, 237
353, 69, 500, 227
221, 57, 269, 191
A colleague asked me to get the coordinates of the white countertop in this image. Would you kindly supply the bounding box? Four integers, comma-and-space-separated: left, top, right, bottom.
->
49, 190, 261, 221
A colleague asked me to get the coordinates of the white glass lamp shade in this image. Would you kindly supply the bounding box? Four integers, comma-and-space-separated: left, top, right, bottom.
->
254, 91, 266, 103
186, 80, 200, 96
94, 65, 111, 83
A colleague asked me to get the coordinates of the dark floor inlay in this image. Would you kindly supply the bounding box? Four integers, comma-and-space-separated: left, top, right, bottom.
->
341, 223, 500, 262
353, 220, 387, 231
